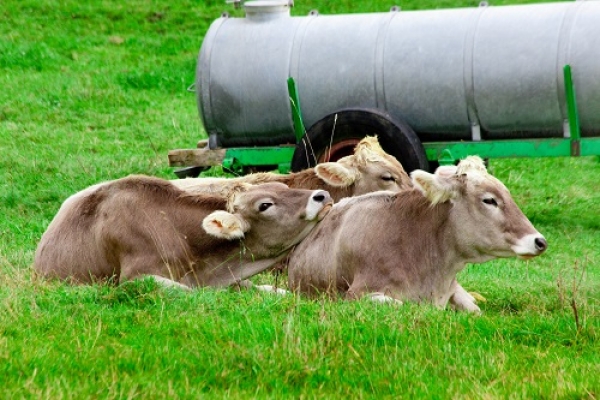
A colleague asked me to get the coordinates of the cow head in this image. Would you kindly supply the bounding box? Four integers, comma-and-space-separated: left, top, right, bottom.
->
203, 182, 333, 255
314, 136, 412, 194
411, 156, 547, 261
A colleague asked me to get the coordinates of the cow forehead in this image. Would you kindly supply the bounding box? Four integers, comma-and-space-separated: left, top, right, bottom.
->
338, 151, 402, 173
245, 182, 289, 192
465, 172, 509, 195
229, 182, 311, 212
366, 154, 403, 171
334, 135, 405, 173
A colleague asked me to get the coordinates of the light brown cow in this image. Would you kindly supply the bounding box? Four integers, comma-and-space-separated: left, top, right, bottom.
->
172, 136, 412, 201
34, 175, 333, 289
286, 156, 547, 313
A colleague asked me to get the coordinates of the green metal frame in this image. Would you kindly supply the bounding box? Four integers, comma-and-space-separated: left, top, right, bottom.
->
217, 66, 600, 174
222, 146, 296, 174
288, 77, 307, 143
426, 64, 593, 165
424, 137, 600, 164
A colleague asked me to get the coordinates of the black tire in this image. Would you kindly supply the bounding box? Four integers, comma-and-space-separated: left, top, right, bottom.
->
291, 109, 429, 173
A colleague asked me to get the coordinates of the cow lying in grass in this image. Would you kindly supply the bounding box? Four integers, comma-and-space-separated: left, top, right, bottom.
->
285, 156, 547, 313
34, 176, 333, 288
172, 136, 412, 201
173, 135, 414, 292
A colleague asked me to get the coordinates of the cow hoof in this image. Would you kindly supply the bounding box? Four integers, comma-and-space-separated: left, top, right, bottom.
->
367, 292, 403, 304
254, 284, 289, 296
149, 275, 193, 291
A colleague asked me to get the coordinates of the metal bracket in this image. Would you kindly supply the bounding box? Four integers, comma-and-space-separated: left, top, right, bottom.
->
226, 0, 294, 8
471, 122, 481, 142
287, 77, 306, 143
225, 0, 242, 9
222, 157, 242, 173
438, 149, 456, 166
563, 64, 581, 156
278, 163, 291, 174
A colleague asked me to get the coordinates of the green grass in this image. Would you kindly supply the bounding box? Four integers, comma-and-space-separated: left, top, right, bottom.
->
1, 0, 599, 398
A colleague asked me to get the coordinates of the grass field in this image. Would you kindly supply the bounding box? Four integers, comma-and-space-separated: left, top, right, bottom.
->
1, 0, 599, 398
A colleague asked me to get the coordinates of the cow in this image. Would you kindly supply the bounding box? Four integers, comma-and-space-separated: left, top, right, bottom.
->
173, 136, 412, 291
34, 175, 333, 289
172, 136, 412, 202
285, 156, 548, 313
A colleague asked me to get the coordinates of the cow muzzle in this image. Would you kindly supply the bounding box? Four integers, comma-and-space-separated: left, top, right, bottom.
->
512, 233, 548, 259
305, 190, 334, 221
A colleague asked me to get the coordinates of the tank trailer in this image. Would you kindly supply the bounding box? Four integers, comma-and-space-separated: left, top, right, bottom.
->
169, 0, 600, 175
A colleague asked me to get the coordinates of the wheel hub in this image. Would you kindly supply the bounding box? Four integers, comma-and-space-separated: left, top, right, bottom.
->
318, 138, 361, 163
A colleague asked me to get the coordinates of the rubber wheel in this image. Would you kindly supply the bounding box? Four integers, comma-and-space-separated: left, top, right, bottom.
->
291, 109, 429, 173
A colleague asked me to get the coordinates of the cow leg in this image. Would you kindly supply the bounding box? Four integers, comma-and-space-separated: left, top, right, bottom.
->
449, 281, 481, 314
118, 254, 192, 291
347, 278, 403, 304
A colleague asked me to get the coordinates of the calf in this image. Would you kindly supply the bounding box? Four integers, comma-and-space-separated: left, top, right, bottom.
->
34, 176, 332, 288
287, 156, 547, 313
172, 136, 412, 201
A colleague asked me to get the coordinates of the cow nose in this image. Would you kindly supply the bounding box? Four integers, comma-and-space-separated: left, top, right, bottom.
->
534, 237, 548, 252
312, 191, 329, 203
306, 190, 333, 221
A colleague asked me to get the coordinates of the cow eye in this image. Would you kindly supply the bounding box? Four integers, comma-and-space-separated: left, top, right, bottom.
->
381, 174, 396, 182
258, 202, 273, 212
483, 198, 498, 207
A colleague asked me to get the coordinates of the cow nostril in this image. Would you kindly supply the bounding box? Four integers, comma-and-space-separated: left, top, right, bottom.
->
534, 237, 547, 252
312, 194, 325, 202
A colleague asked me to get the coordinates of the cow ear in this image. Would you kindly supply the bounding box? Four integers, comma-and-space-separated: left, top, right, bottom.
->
315, 163, 359, 187
411, 170, 458, 205
434, 165, 458, 178
202, 211, 250, 240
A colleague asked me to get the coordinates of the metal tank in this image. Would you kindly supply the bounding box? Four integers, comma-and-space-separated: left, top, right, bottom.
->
196, 0, 600, 149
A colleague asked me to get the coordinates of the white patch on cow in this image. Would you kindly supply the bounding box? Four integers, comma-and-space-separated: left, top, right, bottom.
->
411, 170, 457, 205
367, 292, 403, 304
511, 232, 546, 257
202, 210, 249, 240
315, 163, 359, 187
149, 275, 192, 291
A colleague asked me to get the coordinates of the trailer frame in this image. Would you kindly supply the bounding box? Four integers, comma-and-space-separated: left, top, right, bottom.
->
168, 65, 600, 175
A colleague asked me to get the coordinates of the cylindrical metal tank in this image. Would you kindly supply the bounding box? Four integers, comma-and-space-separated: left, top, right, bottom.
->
197, 0, 600, 148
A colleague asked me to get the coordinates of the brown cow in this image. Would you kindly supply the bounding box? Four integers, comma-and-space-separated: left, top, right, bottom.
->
34, 175, 333, 289
172, 136, 412, 201
174, 136, 412, 291
286, 156, 547, 313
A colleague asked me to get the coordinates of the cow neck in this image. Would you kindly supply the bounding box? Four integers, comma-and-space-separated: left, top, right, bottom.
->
445, 201, 497, 266
390, 191, 463, 285
426, 201, 469, 276
199, 240, 292, 287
